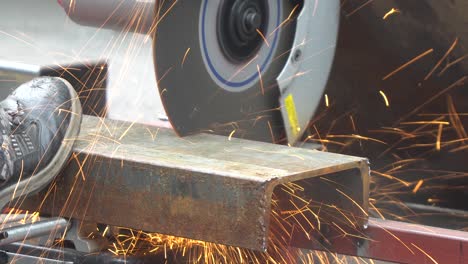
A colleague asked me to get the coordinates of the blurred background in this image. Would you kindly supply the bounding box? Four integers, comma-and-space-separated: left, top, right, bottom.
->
0, 0, 164, 125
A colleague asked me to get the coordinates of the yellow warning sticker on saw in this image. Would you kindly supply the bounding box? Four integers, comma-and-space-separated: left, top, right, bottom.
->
285, 94, 300, 137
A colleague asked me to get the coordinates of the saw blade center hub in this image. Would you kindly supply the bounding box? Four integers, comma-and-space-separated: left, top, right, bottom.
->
217, 0, 269, 63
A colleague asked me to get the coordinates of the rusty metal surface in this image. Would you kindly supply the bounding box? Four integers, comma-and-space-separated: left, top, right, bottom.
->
22, 115, 369, 251
295, 217, 468, 263
363, 218, 468, 264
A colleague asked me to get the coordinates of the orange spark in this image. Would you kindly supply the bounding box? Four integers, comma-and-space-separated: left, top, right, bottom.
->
383, 7, 400, 20
324, 94, 330, 107
447, 96, 467, 144
256, 29, 270, 47
369, 202, 386, 220
327, 134, 387, 145
256, 65, 265, 95
227, 54, 259, 82
72, 153, 87, 181
350, 115, 357, 132
372, 171, 411, 187
439, 53, 468, 76
102, 226, 110, 237
400, 121, 449, 125
411, 243, 439, 264
10, 160, 24, 202
427, 198, 442, 203
335, 188, 369, 216
383, 8, 400, 19
412, 180, 424, 194
383, 48, 434, 80
181, 47, 191, 67
346, 0, 374, 18
397, 76, 467, 123
146, 128, 160, 141
228, 130, 236, 141
370, 219, 415, 254
305, 138, 347, 147
243, 147, 305, 161
118, 120, 137, 140
425, 38, 458, 80
267, 121, 275, 143
436, 123, 443, 151
379, 90, 390, 107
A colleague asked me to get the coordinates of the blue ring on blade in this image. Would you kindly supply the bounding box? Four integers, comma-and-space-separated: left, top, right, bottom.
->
201, 0, 281, 88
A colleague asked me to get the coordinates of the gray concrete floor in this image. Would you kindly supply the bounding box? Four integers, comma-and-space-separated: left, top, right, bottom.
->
0, 0, 164, 125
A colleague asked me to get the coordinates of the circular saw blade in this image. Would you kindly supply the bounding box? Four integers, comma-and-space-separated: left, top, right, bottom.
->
154, 0, 297, 143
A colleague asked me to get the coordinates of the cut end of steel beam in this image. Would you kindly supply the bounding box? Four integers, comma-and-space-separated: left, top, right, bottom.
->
21, 115, 369, 251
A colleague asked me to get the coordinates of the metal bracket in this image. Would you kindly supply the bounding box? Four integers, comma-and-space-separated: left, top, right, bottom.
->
64, 219, 107, 253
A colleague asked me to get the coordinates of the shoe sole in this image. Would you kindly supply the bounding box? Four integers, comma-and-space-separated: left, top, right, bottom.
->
0, 77, 83, 209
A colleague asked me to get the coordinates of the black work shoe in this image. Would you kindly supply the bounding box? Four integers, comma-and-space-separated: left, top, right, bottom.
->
0, 77, 82, 208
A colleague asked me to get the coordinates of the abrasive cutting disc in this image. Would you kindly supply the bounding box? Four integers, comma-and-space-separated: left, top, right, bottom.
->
154, 0, 305, 143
